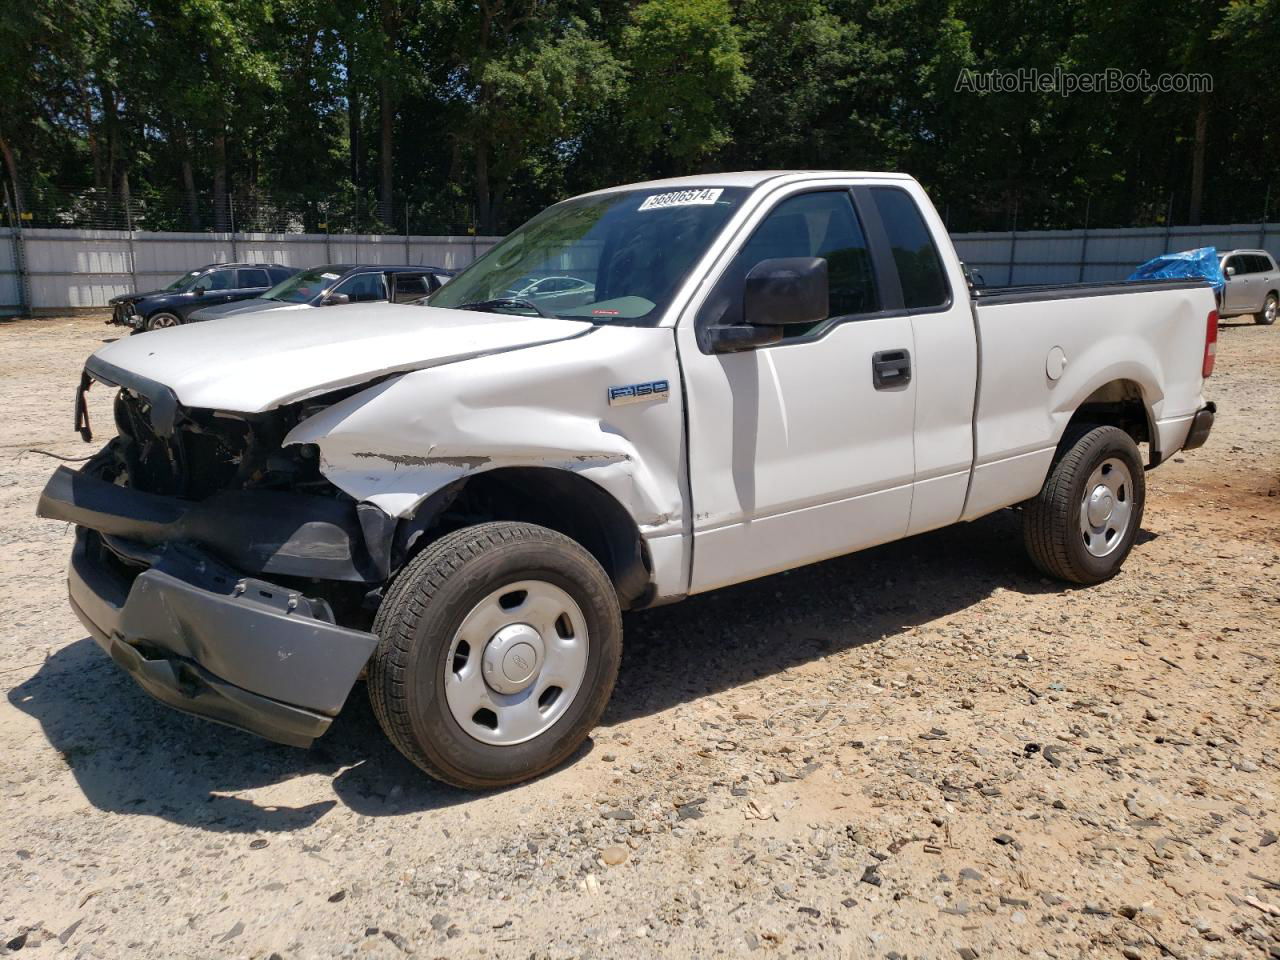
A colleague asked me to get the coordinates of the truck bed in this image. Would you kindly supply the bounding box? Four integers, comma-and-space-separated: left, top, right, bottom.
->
962, 277, 1216, 520
973, 277, 1212, 306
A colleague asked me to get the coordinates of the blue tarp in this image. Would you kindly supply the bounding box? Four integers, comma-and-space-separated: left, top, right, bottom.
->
1127, 246, 1225, 294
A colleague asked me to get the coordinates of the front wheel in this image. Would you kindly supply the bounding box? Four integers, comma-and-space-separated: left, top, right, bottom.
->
1256, 293, 1277, 325
145, 312, 181, 331
1022, 425, 1146, 585
368, 522, 622, 789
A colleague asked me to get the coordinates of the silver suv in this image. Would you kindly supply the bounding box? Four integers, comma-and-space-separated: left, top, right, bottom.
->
1219, 249, 1279, 325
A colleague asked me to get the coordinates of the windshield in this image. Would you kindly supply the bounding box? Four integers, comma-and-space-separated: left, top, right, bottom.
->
263, 266, 345, 304
163, 270, 200, 292
429, 186, 749, 323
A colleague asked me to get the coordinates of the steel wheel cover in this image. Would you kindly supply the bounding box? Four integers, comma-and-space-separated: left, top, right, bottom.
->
444, 579, 589, 746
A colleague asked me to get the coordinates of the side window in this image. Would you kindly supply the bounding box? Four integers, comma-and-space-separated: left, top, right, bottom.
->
699, 190, 879, 336
269, 267, 294, 283
205, 269, 234, 291
1226, 256, 1247, 276
869, 188, 949, 310
238, 268, 270, 288
333, 272, 387, 302
390, 273, 429, 301
1250, 254, 1273, 274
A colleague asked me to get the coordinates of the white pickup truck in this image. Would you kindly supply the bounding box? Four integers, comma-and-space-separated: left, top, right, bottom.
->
39, 171, 1217, 788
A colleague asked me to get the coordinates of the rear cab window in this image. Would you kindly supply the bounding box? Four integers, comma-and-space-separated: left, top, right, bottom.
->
867, 187, 950, 310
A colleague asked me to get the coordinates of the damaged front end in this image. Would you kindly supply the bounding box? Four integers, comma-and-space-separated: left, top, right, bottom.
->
39, 357, 389, 746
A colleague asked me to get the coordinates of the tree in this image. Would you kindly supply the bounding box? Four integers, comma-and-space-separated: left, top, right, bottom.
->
446, 1, 624, 233
620, 0, 749, 169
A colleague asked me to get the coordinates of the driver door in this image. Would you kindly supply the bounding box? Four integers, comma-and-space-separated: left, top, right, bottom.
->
676, 185, 917, 593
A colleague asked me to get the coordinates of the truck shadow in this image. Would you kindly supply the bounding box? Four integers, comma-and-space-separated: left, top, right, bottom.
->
6, 642, 471, 832
8, 509, 1156, 831
606, 508, 1156, 726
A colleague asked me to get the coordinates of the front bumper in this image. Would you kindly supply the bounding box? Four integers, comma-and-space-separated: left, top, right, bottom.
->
108, 302, 140, 327
1181, 401, 1215, 451
66, 528, 378, 747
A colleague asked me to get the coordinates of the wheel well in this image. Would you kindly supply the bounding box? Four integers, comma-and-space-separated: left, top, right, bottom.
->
398, 467, 652, 609
1065, 379, 1154, 458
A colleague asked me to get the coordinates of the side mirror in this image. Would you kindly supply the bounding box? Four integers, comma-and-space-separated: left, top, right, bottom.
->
325, 293, 351, 306
1224, 266, 1236, 277
193, 287, 205, 295
744, 257, 829, 327
706, 257, 830, 354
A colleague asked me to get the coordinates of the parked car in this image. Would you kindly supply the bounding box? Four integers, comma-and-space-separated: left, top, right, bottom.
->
108, 263, 297, 332
504, 275, 596, 305
188, 264, 453, 323
1218, 249, 1278, 324
40, 171, 1217, 790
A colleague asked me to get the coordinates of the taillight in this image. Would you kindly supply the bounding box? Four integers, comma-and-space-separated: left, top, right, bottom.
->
1202, 309, 1218, 378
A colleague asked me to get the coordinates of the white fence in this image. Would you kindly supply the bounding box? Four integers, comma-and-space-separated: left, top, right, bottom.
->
2, 221, 1278, 315
0, 228, 502, 315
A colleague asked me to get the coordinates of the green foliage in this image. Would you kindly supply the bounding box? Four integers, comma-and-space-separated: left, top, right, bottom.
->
0, 0, 1274, 233
621, 0, 750, 161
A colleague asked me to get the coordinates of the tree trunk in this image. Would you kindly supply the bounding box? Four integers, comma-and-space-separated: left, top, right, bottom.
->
101, 81, 119, 196
378, 0, 397, 225
212, 132, 229, 231
118, 169, 132, 229
181, 154, 200, 230
0, 134, 23, 218
475, 142, 492, 234
347, 44, 361, 195
379, 77, 394, 224
1188, 93, 1208, 225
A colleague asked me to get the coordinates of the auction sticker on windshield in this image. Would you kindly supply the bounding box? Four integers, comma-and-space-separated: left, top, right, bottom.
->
638, 188, 723, 211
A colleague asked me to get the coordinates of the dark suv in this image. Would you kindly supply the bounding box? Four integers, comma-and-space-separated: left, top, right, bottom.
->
187, 263, 454, 323
109, 263, 297, 333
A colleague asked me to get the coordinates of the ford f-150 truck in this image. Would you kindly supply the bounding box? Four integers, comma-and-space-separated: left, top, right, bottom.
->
38, 171, 1217, 789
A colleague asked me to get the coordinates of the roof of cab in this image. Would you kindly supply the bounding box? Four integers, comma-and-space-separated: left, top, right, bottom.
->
577, 170, 916, 199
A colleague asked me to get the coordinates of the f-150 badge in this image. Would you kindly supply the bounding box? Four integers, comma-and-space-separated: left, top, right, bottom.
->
608, 380, 670, 406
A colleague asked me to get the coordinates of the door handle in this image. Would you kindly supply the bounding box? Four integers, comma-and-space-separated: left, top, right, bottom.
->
872, 349, 912, 389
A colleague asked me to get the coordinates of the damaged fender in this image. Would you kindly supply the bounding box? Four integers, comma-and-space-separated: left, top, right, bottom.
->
284, 324, 689, 594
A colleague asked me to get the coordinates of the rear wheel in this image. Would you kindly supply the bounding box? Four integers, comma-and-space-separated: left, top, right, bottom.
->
146, 312, 181, 331
1256, 293, 1277, 325
368, 521, 622, 789
1023, 426, 1146, 585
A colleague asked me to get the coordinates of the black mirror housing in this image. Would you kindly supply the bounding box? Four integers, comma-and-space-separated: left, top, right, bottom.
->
744, 257, 828, 327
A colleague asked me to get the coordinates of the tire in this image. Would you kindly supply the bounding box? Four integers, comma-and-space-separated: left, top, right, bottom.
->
145, 312, 181, 332
1022, 425, 1146, 585
368, 521, 622, 789
1256, 292, 1277, 325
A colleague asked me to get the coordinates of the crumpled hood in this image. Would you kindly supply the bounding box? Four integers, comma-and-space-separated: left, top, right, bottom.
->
86, 302, 592, 413
109, 289, 166, 304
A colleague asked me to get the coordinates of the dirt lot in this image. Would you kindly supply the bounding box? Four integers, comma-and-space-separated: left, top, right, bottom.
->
1, 315, 1277, 960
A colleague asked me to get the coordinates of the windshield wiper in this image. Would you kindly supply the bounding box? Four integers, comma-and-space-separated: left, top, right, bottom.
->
456, 297, 557, 319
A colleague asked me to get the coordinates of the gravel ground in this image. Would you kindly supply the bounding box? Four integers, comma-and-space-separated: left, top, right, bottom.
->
1, 315, 1277, 960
